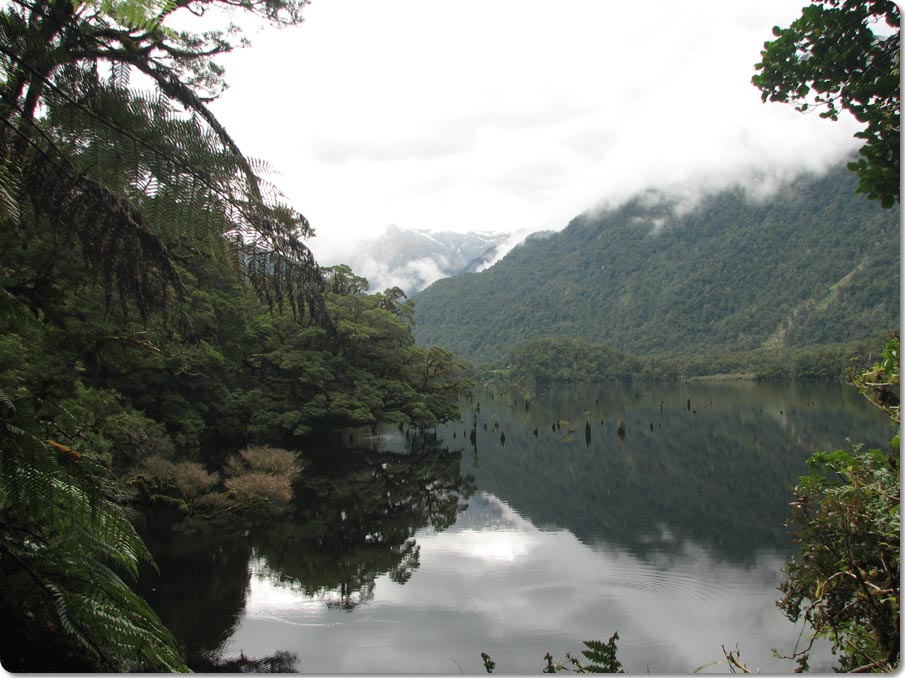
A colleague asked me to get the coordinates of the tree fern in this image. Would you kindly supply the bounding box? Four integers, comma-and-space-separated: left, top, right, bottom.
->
578, 635, 624, 673
2, 0, 326, 327
0, 386, 189, 671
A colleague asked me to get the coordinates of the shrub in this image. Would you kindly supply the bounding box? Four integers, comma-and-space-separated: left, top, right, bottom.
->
226, 445, 301, 480
778, 446, 900, 671
225, 471, 294, 512
172, 462, 219, 500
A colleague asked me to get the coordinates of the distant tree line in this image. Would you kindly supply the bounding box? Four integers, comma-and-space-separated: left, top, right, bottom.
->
482, 335, 887, 387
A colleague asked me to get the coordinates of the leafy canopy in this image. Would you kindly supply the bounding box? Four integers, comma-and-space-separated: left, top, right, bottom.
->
753, 0, 900, 207
0, 0, 327, 324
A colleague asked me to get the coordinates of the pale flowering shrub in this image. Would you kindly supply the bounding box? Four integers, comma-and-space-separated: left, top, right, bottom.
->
225, 471, 294, 511
141, 455, 179, 483
139, 446, 301, 517
172, 462, 219, 500
139, 456, 219, 505
227, 445, 300, 480
222, 445, 301, 513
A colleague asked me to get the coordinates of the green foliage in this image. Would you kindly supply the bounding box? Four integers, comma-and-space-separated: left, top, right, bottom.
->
753, 0, 900, 207
577, 636, 624, 673
849, 334, 900, 423
481, 651, 496, 673
778, 337, 900, 672
497, 335, 884, 385
235, 279, 471, 441
504, 337, 641, 384
0, 0, 471, 667
0, 388, 188, 671
480, 634, 623, 674
418, 347, 474, 426
1, 0, 326, 325
779, 445, 900, 671
0, 184, 465, 663
414, 168, 899, 364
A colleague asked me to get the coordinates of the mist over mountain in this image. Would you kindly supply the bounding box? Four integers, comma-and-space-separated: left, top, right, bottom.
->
313, 225, 511, 295
412, 167, 900, 363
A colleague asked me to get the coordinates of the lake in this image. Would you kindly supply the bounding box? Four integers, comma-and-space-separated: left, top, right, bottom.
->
137, 381, 894, 673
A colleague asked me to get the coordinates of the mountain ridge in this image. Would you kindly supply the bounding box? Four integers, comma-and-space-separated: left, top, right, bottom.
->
319, 225, 510, 294
412, 167, 900, 363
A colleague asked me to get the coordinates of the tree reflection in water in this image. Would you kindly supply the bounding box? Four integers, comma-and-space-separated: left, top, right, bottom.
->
138, 434, 475, 661
134, 515, 253, 668
257, 436, 475, 609
450, 382, 893, 564
136, 383, 892, 673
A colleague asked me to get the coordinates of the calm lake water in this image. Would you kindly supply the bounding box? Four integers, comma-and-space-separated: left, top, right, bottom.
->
137, 381, 894, 673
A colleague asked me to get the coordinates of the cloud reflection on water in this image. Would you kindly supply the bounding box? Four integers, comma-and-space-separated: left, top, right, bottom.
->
220, 492, 831, 674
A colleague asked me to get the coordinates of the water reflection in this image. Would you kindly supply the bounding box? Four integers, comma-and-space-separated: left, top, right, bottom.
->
137, 440, 475, 667
219, 492, 832, 674
135, 517, 252, 663
447, 382, 892, 564
252, 442, 475, 609
137, 382, 891, 673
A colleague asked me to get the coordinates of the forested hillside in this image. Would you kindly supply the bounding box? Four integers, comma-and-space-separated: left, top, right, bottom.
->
413, 167, 899, 363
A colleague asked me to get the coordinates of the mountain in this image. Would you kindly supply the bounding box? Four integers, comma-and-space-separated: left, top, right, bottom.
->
412, 167, 900, 363
376, 225, 508, 271
320, 225, 510, 295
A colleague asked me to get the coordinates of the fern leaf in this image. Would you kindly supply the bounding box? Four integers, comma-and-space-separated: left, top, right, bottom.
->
580, 634, 623, 673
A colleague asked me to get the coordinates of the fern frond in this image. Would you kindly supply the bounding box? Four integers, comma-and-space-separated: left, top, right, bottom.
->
579, 634, 623, 673
0, 149, 21, 221
6, 57, 329, 325
0, 386, 14, 413
1, 389, 188, 671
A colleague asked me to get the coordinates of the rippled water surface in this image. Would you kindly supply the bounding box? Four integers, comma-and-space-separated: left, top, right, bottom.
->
138, 382, 893, 673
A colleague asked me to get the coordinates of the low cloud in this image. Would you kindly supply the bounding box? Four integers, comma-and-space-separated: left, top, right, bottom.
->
214, 0, 868, 248
312, 240, 442, 293
475, 228, 542, 272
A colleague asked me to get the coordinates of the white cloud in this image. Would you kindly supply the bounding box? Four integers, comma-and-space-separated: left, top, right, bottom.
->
476, 227, 541, 271
205, 0, 866, 250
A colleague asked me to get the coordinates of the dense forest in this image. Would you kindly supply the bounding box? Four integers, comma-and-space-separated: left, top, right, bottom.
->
0, 0, 471, 669
413, 167, 899, 366
497, 335, 886, 386
1, 211, 471, 669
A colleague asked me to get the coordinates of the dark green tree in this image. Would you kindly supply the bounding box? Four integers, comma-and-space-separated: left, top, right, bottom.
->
238, 275, 471, 439
753, 0, 900, 207
755, 5, 900, 664
417, 346, 474, 427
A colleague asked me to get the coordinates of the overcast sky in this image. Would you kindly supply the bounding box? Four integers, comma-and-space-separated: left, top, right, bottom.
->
206, 0, 866, 257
